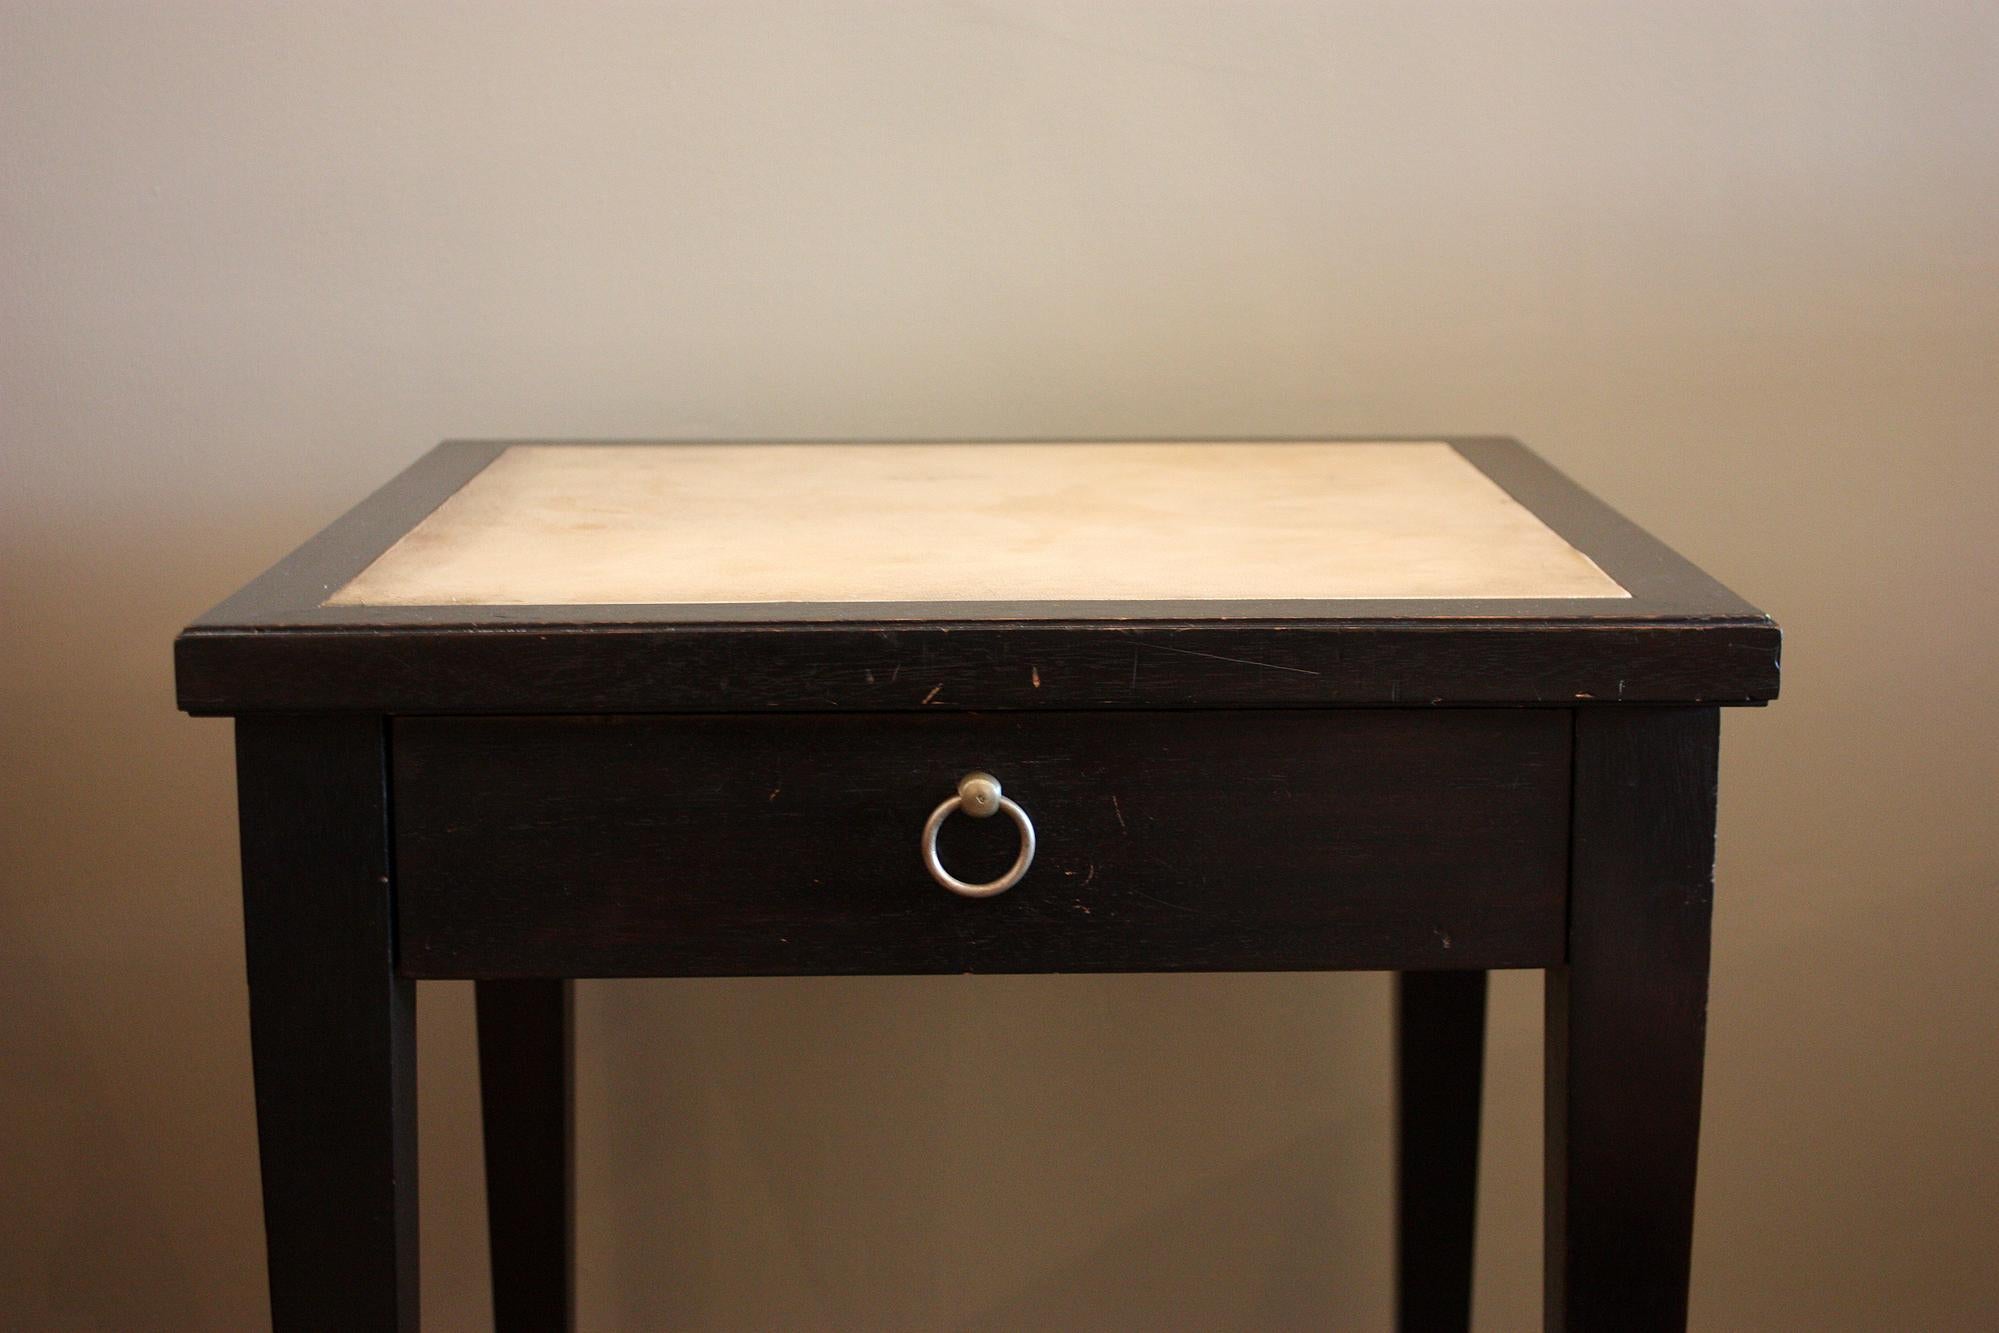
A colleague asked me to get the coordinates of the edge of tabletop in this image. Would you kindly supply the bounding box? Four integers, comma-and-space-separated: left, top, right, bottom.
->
174, 436, 1780, 715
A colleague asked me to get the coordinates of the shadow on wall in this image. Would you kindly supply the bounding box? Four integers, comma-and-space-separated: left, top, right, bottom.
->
0, 935, 210, 1328
0, 520, 273, 1329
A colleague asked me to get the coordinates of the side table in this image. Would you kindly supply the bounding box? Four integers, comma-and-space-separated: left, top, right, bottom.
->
177, 438, 1780, 1330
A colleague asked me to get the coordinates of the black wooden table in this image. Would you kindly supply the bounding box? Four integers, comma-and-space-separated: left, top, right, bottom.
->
177, 438, 1778, 1331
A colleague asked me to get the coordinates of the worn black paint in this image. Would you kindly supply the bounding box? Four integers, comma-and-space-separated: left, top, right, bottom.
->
394, 709, 1571, 978
1546, 708, 1720, 1330
188, 441, 1777, 1331
175, 438, 1780, 714
236, 716, 416, 1331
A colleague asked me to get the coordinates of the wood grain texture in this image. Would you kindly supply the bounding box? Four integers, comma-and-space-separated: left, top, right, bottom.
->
477, 980, 575, 1333
180, 618, 1777, 716
174, 438, 1780, 714
393, 709, 1571, 978
236, 716, 416, 1331
1396, 970, 1488, 1332
1545, 708, 1719, 1331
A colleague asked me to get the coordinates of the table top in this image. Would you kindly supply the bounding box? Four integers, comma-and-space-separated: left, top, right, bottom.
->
177, 438, 1778, 714
328, 442, 1627, 607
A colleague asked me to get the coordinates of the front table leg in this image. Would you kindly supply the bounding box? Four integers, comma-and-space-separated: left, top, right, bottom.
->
1546, 708, 1720, 1330
237, 717, 416, 1331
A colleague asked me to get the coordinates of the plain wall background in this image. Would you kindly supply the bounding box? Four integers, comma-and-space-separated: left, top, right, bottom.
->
4, 2, 1995, 1328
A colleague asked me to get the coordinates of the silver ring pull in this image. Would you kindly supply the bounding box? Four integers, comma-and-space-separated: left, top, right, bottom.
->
921, 771, 1036, 898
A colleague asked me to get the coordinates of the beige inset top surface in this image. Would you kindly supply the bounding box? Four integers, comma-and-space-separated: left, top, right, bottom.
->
327, 442, 1626, 607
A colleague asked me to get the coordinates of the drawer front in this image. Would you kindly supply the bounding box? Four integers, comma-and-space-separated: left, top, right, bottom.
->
394, 710, 1570, 977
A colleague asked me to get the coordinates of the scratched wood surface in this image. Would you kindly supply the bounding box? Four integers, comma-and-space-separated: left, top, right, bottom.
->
393, 709, 1572, 977
176, 438, 1779, 712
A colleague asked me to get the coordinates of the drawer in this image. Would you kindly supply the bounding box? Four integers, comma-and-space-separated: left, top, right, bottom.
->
393, 710, 1571, 977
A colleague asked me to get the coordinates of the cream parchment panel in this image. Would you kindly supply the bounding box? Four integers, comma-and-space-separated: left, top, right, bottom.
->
327, 442, 1627, 607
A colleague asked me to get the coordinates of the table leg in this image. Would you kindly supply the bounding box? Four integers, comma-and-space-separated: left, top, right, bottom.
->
477, 978, 576, 1332
237, 717, 416, 1331
1395, 969, 1487, 1332
1546, 708, 1720, 1331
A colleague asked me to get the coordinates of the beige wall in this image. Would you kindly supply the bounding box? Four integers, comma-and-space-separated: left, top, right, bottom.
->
4, 3, 1994, 1328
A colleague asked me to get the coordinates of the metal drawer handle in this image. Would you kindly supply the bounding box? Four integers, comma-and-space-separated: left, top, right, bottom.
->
921, 771, 1036, 898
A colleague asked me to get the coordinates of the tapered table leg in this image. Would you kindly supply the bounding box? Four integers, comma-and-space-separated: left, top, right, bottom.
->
1546, 708, 1720, 1330
478, 978, 576, 1332
1396, 969, 1488, 1331
238, 716, 417, 1331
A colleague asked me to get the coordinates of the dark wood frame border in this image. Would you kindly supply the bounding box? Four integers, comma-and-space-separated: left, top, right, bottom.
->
176, 438, 1779, 714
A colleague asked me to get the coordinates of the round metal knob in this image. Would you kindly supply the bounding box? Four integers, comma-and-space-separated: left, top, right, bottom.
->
921, 772, 1036, 898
